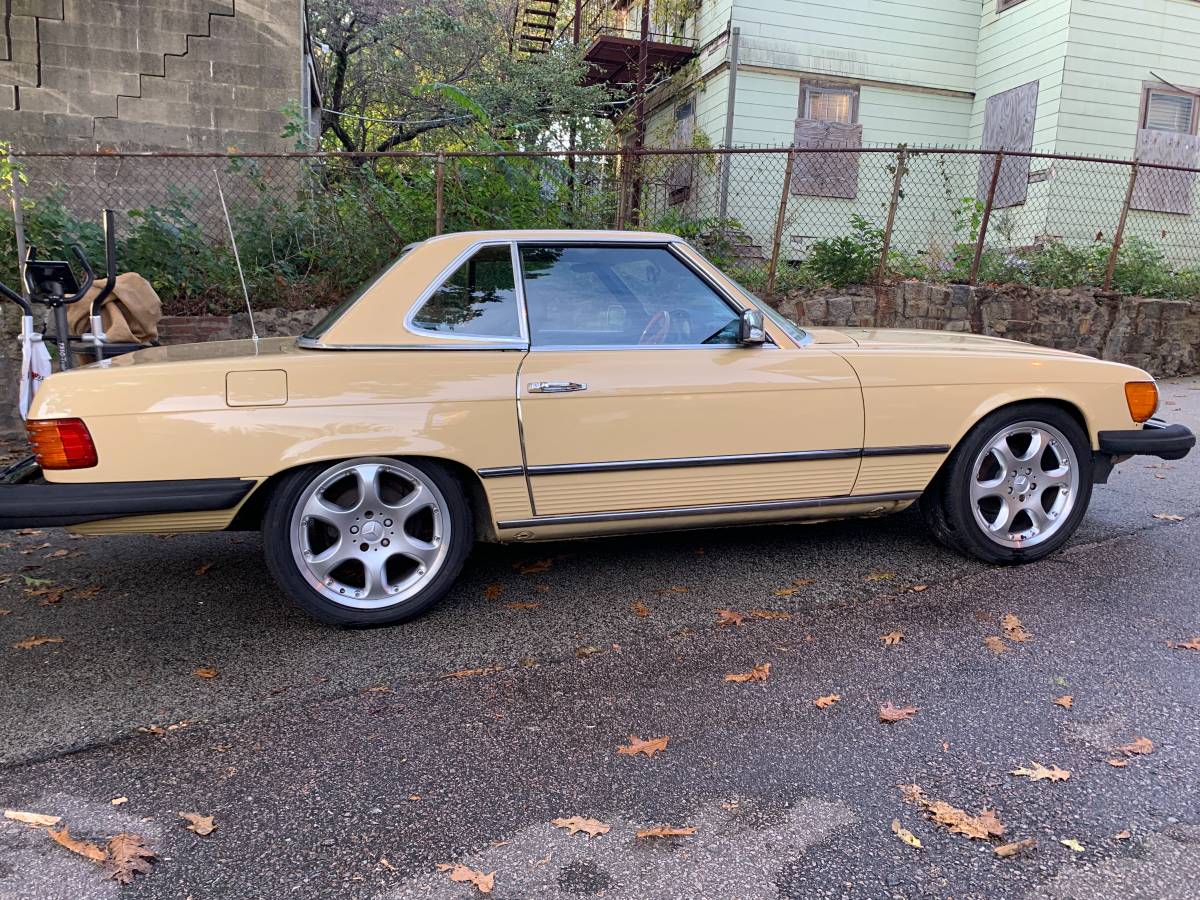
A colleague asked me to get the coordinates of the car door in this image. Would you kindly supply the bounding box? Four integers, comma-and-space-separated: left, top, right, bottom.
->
514, 241, 864, 518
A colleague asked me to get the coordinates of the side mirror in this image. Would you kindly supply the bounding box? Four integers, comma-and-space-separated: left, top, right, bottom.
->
739, 308, 766, 345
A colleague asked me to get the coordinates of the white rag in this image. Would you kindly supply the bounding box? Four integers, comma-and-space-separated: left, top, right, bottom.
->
18, 316, 52, 420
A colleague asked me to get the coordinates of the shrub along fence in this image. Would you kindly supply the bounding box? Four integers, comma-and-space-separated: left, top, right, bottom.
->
3, 145, 1200, 317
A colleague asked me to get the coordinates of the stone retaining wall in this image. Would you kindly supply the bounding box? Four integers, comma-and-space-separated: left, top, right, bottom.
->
2, 283, 1198, 436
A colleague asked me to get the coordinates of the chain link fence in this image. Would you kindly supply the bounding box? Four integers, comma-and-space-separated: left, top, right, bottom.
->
4, 146, 1199, 315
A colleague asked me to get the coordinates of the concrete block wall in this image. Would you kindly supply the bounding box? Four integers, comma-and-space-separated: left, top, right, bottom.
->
0, 0, 303, 152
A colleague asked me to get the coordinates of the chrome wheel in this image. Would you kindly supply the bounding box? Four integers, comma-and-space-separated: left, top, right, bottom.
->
969, 420, 1080, 549
289, 458, 451, 609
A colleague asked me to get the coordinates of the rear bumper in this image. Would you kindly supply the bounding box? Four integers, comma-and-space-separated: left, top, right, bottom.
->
1097, 418, 1195, 461
0, 458, 254, 529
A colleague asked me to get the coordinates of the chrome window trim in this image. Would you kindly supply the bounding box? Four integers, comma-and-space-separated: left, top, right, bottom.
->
296, 336, 526, 351
527, 343, 778, 352
402, 239, 531, 346
496, 490, 922, 529
477, 465, 525, 478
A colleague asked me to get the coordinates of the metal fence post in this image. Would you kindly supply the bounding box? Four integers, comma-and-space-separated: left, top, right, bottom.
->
1104, 161, 1139, 291
716, 26, 740, 224
875, 145, 907, 285
7, 150, 28, 297
766, 148, 797, 296
434, 151, 445, 236
968, 150, 1004, 286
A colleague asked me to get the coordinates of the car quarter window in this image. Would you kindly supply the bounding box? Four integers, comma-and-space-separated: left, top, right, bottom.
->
411, 245, 522, 339
518, 244, 741, 347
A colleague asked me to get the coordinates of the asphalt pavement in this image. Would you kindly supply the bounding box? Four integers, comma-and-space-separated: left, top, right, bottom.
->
1, 380, 1199, 899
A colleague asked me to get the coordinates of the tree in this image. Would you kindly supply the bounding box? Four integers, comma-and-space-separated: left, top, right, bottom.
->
307, 0, 613, 152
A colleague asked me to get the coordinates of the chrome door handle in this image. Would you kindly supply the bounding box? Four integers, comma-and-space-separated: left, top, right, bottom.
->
528, 381, 587, 393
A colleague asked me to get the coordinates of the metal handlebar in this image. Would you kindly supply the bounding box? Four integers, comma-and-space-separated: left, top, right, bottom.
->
0, 280, 30, 314
90, 209, 117, 318
64, 244, 95, 304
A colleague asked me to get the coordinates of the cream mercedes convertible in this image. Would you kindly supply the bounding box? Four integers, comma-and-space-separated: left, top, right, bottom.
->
2, 231, 1193, 625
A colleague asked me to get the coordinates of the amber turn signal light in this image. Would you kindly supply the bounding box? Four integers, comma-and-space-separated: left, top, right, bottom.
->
26, 418, 98, 470
1124, 381, 1158, 424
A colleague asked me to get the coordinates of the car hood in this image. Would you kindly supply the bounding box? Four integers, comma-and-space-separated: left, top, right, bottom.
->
839, 328, 1085, 358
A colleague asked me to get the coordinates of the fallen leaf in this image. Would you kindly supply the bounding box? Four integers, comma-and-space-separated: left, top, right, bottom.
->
749, 608, 790, 620
45, 549, 69, 559
193, 666, 219, 679
879, 702, 918, 723
194, 562, 214, 576
975, 609, 994, 622
900, 784, 1005, 841
1060, 837, 1085, 852
110, 797, 128, 807
72, 586, 102, 601
408, 794, 422, 801
1107, 758, 1128, 768
635, 825, 696, 839
813, 693, 841, 709
436, 863, 494, 894
1009, 762, 1071, 783
439, 665, 502, 679
865, 571, 896, 582
551, 816, 610, 838
504, 601, 540, 610
515, 558, 553, 575
630, 601, 651, 617
179, 812, 216, 835
1152, 513, 1185, 522
881, 630, 903, 646
911, 584, 928, 593
773, 586, 800, 597
380, 857, 397, 871
105, 833, 156, 884
1053, 695, 1074, 709
483, 584, 504, 600
362, 685, 392, 694
48, 826, 108, 862
28, 587, 64, 605
575, 645, 605, 659
983, 635, 1010, 656
4, 809, 62, 827
724, 663, 770, 684
13, 635, 63, 650
1001, 613, 1032, 642
714, 609, 744, 627
792, 578, 815, 587
1167, 636, 1200, 651
617, 735, 669, 758
1117, 736, 1154, 756
0, 609, 10, 616
891, 819, 922, 849
995, 838, 1037, 858
1113, 829, 1132, 840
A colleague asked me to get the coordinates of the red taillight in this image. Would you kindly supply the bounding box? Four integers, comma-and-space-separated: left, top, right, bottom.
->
26, 418, 98, 469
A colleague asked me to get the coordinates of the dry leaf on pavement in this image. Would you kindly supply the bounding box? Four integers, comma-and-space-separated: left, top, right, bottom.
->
891, 819, 922, 849
773, 586, 800, 597
551, 816, 610, 838
911, 584, 928, 593
1167, 636, 1200, 651
1060, 838, 1086, 852
983, 635, 1010, 656
900, 784, 1005, 841
724, 663, 770, 684
436, 863, 494, 894
1117, 736, 1154, 756
635, 825, 696, 839
865, 571, 896, 582
1107, 758, 1128, 768
195, 562, 214, 576
483, 583, 503, 600
749, 609, 790, 620
4, 809, 61, 827
1113, 829, 1132, 840
879, 703, 918, 723
440, 665, 502, 679
630, 601, 651, 618
48, 827, 108, 862
1053, 695, 1073, 709
179, 812, 216, 835
881, 630, 903, 646
714, 609, 744, 627
193, 666, 219, 679
814, 693, 841, 709
110, 798, 128, 807
1001, 613, 1032, 642
617, 735, 669, 758
1009, 763, 1070, 783
1152, 513, 1185, 522
504, 601, 540, 610
995, 838, 1037, 858
13, 635, 63, 650
105, 833, 156, 884
515, 558, 553, 575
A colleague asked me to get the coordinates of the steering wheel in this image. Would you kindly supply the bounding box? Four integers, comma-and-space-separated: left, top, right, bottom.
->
638, 309, 671, 345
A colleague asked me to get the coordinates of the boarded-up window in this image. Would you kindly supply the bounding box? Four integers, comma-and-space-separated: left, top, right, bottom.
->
668, 98, 695, 204
977, 81, 1039, 208
793, 84, 861, 199
1132, 130, 1200, 214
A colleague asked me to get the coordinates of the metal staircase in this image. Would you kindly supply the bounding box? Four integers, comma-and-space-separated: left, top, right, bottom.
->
516, 0, 561, 54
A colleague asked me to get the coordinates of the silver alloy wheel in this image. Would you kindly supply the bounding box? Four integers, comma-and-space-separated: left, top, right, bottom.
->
289, 458, 451, 609
968, 420, 1081, 549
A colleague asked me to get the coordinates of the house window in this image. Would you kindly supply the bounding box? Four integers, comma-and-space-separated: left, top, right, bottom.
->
668, 98, 696, 204
801, 86, 857, 124
1143, 88, 1198, 134
794, 83, 862, 199
996, 0, 1028, 12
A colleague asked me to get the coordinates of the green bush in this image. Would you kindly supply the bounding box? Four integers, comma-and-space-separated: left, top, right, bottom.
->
805, 215, 885, 288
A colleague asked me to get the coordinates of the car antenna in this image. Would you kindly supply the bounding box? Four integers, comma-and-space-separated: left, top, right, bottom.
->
212, 165, 260, 345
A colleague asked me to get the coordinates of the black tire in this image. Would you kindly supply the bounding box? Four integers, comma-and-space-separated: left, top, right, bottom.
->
921, 403, 1093, 564
262, 457, 473, 626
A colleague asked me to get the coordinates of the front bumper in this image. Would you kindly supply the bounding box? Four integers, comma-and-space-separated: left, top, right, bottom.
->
0, 457, 254, 529
1097, 418, 1196, 462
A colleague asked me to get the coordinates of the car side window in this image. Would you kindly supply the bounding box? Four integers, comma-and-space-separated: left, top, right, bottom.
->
518, 245, 741, 347
411, 245, 521, 339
